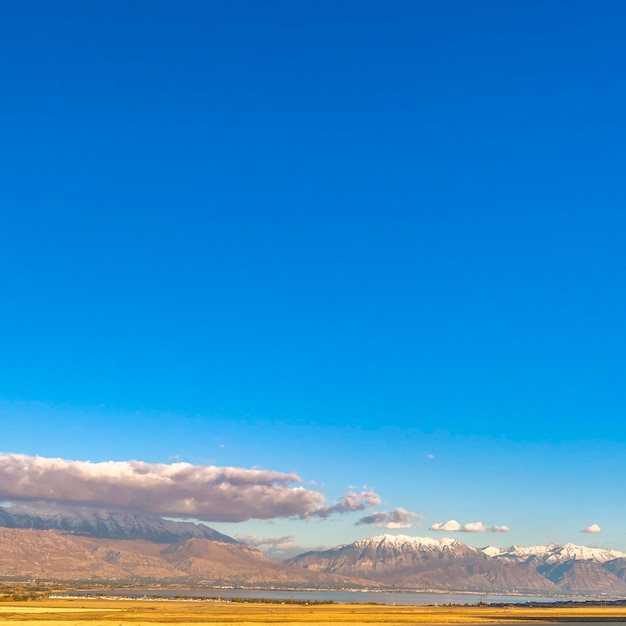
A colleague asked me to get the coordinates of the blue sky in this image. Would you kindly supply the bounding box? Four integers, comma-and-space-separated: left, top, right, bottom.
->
1, 0, 625, 556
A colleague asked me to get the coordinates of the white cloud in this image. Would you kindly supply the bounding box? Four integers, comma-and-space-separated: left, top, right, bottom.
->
430, 519, 509, 533
462, 521, 489, 533
490, 525, 510, 532
583, 523, 601, 533
0, 453, 377, 523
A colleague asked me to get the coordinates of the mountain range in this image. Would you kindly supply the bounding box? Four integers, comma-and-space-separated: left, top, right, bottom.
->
1, 504, 625, 594
287, 534, 626, 594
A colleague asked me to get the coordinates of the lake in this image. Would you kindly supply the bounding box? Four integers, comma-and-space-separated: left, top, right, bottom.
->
62, 588, 613, 606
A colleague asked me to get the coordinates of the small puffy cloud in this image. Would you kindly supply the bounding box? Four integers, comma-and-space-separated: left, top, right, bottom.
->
430, 520, 509, 533
430, 520, 462, 531
583, 523, 601, 533
0, 453, 371, 523
462, 521, 489, 533
356, 507, 422, 529
427, 454, 435, 460
490, 525, 510, 532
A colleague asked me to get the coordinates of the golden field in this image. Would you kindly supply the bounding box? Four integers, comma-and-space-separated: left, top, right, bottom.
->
0, 599, 625, 626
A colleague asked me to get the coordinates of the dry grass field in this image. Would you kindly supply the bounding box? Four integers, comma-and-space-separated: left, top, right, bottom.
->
0, 599, 625, 626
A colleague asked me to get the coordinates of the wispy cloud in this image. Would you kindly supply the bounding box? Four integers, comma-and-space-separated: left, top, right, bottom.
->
310, 490, 381, 519
357, 512, 389, 526
583, 523, 601, 533
236, 534, 331, 559
235, 534, 297, 554
430, 519, 509, 533
0, 453, 378, 523
356, 507, 422, 529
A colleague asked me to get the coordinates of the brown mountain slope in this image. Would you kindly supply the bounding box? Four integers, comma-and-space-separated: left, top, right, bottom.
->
0, 528, 183, 580
538, 560, 626, 593
160, 538, 365, 587
0, 528, 365, 588
604, 557, 626, 582
2, 527, 624, 593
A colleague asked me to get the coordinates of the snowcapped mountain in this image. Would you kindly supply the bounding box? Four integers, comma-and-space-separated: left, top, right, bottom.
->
481, 545, 504, 557
2, 504, 625, 593
294, 533, 480, 566
285, 534, 557, 592
477, 542, 626, 592
545, 543, 626, 564
286, 534, 626, 593
351, 533, 470, 552
484, 542, 626, 564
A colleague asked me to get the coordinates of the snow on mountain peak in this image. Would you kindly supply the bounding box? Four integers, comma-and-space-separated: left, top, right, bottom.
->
485, 542, 626, 564
481, 545, 502, 557
390, 534, 449, 545
352, 536, 626, 564
357, 534, 465, 551
549, 543, 626, 563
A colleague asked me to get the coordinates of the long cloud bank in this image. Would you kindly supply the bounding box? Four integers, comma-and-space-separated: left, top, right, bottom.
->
0, 453, 378, 522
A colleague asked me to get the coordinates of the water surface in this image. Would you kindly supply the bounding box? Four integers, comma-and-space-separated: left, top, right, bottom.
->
64, 588, 617, 606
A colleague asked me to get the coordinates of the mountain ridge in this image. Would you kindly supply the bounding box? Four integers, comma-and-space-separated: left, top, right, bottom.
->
286, 534, 626, 593
484, 542, 626, 564
0, 503, 236, 543
1, 507, 625, 593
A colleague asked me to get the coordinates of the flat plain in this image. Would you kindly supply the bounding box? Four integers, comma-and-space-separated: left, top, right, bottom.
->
1, 599, 626, 626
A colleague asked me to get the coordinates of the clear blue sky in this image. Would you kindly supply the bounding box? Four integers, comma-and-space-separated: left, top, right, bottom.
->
1, 0, 625, 555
